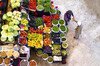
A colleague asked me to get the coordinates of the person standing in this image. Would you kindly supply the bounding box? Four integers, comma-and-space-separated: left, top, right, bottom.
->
74, 21, 82, 39
64, 10, 75, 25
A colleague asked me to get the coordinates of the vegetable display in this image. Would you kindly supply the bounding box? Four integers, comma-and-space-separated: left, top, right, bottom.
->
0, 0, 69, 64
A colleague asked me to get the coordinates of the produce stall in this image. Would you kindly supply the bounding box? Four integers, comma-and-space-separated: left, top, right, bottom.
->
0, 0, 69, 66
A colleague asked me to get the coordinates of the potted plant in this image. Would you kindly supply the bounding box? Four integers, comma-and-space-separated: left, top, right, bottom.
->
36, 5, 44, 17
52, 19, 58, 26
59, 19, 65, 25
36, 49, 43, 57
52, 26, 59, 33
62, 50, 67, 56
47, 56, 53, 64
60, 25, 66, 33
35, 17, 43, 27
62, 43, 68, 49
42, 53, 49, 60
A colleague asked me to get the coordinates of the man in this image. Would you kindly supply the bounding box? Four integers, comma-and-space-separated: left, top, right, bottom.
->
64, 10, 75, 25
74, 21, 82, 39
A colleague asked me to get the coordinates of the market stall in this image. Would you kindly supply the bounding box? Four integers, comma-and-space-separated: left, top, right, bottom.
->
0, 0, 69, 66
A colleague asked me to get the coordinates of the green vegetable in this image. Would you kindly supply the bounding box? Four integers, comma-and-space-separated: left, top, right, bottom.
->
48, 57, 53, 62
37, 50, 43, 55
59, 20, 65, 25
2, 14, 7, 20
36, 5, 44, 11
60, 33, 65, 37
37, 0, 44, 5
7, 12, 13, 17
35, 17, 43, 26
8, 37, 14, 42
52, 20, 58, 25
52, 44, 61, 50
52, 26, 59, 32
52, 49, 61, 55
62, 43, 68, 49
1, 36, 7, 41
42, 53, 48, 58
62, 50, 67, 56
60, 26, 66, 31
44, 6, 50, 12
62, 37, 66, 41
66, 26, 69, 32
57, 10, 61, 14
50, 8, 57, 14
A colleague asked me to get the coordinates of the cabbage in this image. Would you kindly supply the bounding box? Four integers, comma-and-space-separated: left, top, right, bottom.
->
16, 2, 20, 7
6, 17, 12, 22
7, 32, 14, 37
2, 14, 7, 20
9, 22, 14, 26
13, 25, 20, 30
13, 19, 20, 25
1, 36, 7, 41
11, 0, 15, 3
8, 26, 14, 32
7, 12, 13, 17
1, 31, 7, 38
13, 31, 18, 36
17, 18, 21, 21
2, 25, 8, 30
8, 37, 14, 42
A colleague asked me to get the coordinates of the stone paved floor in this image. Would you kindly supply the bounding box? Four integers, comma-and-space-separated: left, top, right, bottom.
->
36, 0, 100, 66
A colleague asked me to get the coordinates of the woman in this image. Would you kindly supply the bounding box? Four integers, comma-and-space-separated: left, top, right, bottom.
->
64, 10, 76, 25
